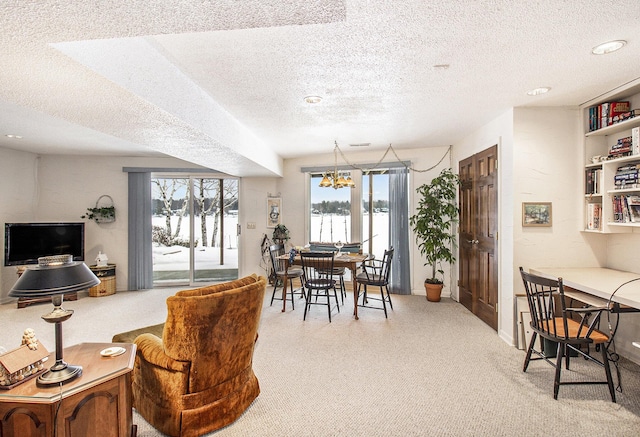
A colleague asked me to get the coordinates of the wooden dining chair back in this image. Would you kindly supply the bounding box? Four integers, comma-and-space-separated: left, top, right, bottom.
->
355, 247, 394, 318
519, 267, 616, 402
300, 252, 340, 322
268, 244, 304, 309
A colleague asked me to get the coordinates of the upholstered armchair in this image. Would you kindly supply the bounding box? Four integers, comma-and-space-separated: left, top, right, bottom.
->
131, 274, 267, 437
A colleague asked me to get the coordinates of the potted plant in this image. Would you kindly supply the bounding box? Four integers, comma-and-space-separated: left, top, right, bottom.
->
409, 168, 460, 302
82, 205, 116, 223
272, 224, 290, 245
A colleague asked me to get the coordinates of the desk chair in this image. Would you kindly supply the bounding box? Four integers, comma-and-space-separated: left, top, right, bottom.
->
269, 244, 304, 309
355, 248, 394, 318
519, 267, 616, 402
300, 252, 341, 322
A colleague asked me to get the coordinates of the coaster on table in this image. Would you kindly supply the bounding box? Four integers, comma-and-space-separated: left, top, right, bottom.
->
100, 346, 126, 357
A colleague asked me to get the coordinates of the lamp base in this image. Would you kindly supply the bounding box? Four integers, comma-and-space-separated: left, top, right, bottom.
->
36, 363, 82, 386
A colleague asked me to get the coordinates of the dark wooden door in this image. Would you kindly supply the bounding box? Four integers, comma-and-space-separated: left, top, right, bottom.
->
458, 145, 498, 330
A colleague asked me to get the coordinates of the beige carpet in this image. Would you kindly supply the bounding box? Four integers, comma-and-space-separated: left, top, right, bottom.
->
2, 287, 640, 436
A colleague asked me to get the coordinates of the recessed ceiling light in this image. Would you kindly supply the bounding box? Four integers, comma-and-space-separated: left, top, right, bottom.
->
5, 134, 23, 139
591, 40, 627, 55
526, 87, 551, 96
304, 95, 323, 104
433, 64, 450, 70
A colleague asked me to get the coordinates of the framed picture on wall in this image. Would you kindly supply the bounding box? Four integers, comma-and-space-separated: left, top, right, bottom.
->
267, 197, 282, 228
522, 202, 552, 227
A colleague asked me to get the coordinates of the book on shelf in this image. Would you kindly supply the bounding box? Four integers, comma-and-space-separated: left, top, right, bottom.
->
586, 203, 602, 230
588, 102, 636, 131
612, 194, 640, 223
585, 168, 604, 194
627, 195, 640, 222
613, 164, 640, 189
608, 101, 631, 126
611, 109, 640, 125
633, 127, 640, 155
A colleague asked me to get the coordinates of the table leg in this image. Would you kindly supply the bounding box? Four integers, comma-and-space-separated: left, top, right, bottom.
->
349, 263, 359, 320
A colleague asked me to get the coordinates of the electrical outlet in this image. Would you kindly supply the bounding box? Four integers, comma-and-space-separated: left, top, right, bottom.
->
247, 222, 256, 229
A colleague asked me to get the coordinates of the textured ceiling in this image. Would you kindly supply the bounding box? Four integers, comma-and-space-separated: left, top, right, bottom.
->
1, 1, 639, 177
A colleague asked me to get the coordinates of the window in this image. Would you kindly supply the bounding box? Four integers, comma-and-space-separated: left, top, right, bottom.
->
361, 171, 390, 260
309, 174, 352, 243
308, 170, 390, 260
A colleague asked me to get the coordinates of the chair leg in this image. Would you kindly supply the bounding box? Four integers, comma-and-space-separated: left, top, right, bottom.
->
326, 289, 332, 323
380, 286, 388, 318
333, 286, 340, 312
553, 342, 564, 400
385, 285, 393, 309
288, 278, 295, 310
270, 281, 278, 306
601, 345, 616, 403
303, 287, 311, 321
523, 332, 537, 372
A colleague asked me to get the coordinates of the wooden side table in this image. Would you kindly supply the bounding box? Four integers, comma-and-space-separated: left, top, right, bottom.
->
89, 264, 117, 297
0, 342, 136, 437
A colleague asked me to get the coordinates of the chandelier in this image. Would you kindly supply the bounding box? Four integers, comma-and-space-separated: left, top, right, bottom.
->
319, 143, 355, 189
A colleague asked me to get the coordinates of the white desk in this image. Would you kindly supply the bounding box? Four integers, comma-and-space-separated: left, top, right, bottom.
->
530, 267, 640, 310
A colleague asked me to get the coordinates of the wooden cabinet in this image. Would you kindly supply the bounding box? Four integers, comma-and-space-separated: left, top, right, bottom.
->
89, 264, 116, 297
0, 343, 136, 437
582, 80, 640, 233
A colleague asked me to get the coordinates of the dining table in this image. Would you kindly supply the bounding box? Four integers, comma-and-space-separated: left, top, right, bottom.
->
278, 252, 369, 319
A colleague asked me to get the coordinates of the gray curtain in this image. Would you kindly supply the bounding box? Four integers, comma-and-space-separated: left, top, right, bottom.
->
388, 168, 410, 294
127, 171, 153, 290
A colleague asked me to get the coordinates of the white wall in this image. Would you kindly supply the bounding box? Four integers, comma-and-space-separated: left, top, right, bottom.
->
0, 150, 210, 302
0, 148, 40, 301
237, 177, 279, 279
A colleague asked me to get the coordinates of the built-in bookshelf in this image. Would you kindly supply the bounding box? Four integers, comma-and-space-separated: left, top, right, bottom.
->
582, 80, 640, 233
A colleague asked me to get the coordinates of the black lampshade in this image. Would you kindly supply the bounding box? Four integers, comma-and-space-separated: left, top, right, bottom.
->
9, 255, 100, 297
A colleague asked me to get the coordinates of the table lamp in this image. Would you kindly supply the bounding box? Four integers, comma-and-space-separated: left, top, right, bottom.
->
9, 254, 100, 386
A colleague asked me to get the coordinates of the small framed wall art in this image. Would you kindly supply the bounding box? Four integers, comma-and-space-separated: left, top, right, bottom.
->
267, 197, 282, 228
522, 202, 552, 227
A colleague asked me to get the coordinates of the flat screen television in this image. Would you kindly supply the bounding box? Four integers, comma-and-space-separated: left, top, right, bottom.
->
4, 222, 85, 266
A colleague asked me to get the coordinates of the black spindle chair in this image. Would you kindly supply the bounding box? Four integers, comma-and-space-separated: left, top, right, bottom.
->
519, 267, 616, 402
268, 244, 305, 309
355, 247, 394, 318
300, 252, 341, 322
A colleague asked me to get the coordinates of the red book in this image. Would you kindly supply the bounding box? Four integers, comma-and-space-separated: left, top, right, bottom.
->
608, 101, 630, 125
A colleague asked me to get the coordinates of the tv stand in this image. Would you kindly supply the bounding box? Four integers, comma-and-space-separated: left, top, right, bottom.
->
15, 266, 78, 308
17, 293, 78, 308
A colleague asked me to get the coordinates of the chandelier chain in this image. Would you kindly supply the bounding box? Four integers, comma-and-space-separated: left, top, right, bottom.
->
334, 142, 452, 173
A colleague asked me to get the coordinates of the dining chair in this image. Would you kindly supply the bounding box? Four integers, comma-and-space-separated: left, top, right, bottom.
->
300, 252, 341, 322
268, 244, 305, 309
355, 247, 394, 318
519, 267, 616, 402
308, 242, 360, 300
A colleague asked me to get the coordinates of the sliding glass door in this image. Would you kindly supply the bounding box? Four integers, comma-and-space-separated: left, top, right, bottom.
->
151, 176, 238, 286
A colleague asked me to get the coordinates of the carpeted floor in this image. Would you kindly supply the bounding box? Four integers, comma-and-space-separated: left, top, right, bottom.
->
2, 286, 640, 436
